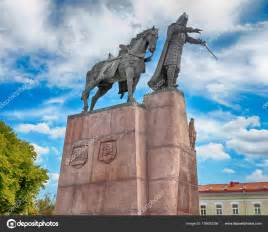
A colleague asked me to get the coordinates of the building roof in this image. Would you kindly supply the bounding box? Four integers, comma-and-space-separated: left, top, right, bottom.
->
198, 181, 268, 193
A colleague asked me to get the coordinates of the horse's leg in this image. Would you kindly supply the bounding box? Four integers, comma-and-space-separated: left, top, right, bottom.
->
81, 73, 95, 112
81, 89, 89, 112
90, 84, 113, 111
132, 77, 139, 93
126, 67, 136, 103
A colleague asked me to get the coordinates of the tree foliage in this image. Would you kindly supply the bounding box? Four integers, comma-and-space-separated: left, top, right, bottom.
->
34, 193, 55, 215
0, 121, 48, 215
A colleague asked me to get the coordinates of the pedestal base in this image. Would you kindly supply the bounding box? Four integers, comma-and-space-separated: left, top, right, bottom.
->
144, 89, 199, 215
55, 89, 199, 215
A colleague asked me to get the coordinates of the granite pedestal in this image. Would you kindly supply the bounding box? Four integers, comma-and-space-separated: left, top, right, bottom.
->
55, 89, 199, 215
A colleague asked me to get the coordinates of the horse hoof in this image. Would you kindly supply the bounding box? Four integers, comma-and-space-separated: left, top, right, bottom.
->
82, 107, 88, 113
127, 97, 136, 103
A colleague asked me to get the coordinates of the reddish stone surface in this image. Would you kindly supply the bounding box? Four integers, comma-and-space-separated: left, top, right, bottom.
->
147, 147, 180, 180
55, 186, 74, 215
148, 179, 178, 215
55, 104, 147, 215
144, 90, 199, 215
55, 90, 199, 215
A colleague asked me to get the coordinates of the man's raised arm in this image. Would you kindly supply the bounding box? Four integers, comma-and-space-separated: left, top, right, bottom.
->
186, 36, 206, 45
185, 27, 202, 33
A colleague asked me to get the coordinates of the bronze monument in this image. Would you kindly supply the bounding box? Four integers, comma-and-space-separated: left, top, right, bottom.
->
148, 12, 205, 90
81, 27, 158, 112
55, 12, 214, 215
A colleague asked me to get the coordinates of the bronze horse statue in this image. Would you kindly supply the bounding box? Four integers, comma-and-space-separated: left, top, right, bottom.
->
81, 27, 158, 112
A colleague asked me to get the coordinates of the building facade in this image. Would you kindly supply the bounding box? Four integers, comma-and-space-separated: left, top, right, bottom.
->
199, 182, 268, 215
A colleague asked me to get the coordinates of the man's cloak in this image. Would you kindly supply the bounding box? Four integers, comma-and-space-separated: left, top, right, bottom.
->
148, 23, 182, 90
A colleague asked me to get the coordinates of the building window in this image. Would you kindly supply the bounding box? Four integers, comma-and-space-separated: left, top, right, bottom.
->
200, 205, 206, 215
254, 203, 261, 215
232, 204, 239, 215
216, 204, 223, 215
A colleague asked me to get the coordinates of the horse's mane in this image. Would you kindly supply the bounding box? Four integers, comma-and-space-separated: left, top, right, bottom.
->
129, 28, 152, 48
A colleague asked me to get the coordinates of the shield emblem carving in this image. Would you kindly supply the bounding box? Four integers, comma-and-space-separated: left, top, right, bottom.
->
98, 140, 117, 164
69, 144, 88, 168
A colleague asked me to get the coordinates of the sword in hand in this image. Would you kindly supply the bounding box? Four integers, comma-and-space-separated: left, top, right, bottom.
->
202, 42, 218, 60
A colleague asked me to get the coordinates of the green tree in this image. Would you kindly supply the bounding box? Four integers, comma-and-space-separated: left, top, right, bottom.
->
35, 193, 55, 215
0, 121, 48, 215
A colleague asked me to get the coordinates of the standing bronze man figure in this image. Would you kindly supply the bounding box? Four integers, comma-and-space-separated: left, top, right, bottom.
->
148, 12, 206, 90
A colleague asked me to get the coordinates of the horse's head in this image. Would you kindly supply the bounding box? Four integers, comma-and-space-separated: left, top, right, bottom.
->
128, 27, 158, 56
145, 26, 158, 53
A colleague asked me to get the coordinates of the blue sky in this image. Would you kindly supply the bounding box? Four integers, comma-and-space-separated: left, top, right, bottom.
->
0, 0, 268, 197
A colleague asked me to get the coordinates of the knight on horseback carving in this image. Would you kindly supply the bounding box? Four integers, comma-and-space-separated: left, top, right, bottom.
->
81, 27, 158, 112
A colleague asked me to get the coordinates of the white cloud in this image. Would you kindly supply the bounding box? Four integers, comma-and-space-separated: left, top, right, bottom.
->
246, 169, 268, 182
227, 137, 268, 156
0, 0, 266, 116
32, 143, 49, 155
263, 102, 268, 110
196, 143, 231, 161
32, 143, 49, 164
132, 0, 254, 34
51, 146, 62, 161
194, 113, 268, 158
257, 160, 268, 167
0, 0, 251, 52
49, 172, 59, 182
195, 115, 260, 141
195, 116, 224, 142
0, 0, 56, 51
0, 0, 261, 91
16, 122, 65, 138
181, 21, 268, 106
223, 168, 235, 174
223, 118, 268, 156
44, 96, 67, 105
44, 90, 80, 105
46, 172, 59, 186
3, 104, 78, 123
47, 1, 266, 91
223, 116, 260, 133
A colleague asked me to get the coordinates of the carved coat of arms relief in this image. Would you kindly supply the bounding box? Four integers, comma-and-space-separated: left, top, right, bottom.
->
98, 140, 117, 164
69, 141, 89, 169
95, 136, 118, 164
